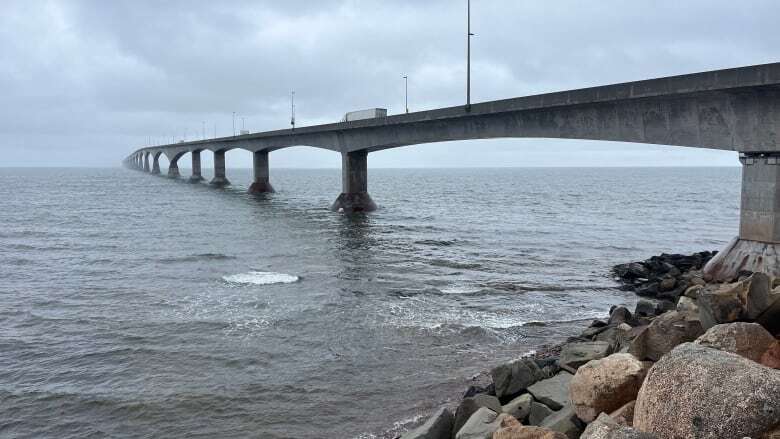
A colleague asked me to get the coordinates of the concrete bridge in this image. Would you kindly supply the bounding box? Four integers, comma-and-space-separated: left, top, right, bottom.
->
124, 62, 780, 281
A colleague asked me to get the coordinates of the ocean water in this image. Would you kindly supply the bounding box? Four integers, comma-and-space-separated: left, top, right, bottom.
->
0, 166, 740, 438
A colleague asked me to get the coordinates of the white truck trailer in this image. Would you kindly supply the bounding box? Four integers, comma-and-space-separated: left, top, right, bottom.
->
341, 108, 388, 122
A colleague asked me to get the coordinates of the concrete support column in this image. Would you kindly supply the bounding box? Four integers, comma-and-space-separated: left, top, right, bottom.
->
189, 150, 204, 182
330, 150, 377, 212
151, 154, 161, 175
167, 158, 180, 178
210, 150, 230, 186
704, 153, 780, 280
248, 150, 275, 194
143, 153, 150, 172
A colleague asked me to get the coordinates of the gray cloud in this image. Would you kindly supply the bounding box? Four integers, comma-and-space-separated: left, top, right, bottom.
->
2, 0, 778, 167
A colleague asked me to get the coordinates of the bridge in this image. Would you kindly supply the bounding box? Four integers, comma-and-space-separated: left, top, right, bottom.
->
124, 62, 780, 281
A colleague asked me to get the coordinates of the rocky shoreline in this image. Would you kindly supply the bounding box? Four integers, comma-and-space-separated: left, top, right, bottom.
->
396, 252, 780, 439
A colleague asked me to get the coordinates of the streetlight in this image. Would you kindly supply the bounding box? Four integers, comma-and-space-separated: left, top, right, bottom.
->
466, 0, 475, 111
241, 117, 246, 131
202, 121, 205, 140
291, 91, 296, 131
232, 112, 236, 136
403, 75, 409, 113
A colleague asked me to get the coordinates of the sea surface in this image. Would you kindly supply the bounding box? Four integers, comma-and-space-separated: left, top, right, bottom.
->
0, 166, 740, 438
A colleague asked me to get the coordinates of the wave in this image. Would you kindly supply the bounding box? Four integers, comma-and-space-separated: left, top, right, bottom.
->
158, 253, 237, 263
222, 271, 300, 285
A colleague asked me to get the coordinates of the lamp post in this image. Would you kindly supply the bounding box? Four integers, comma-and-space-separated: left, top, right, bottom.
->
202, 121, 205, 140
291, 91, 296, 131
466, 0, 474, 111
403, 75, 409, 113
232, 112, 236, 136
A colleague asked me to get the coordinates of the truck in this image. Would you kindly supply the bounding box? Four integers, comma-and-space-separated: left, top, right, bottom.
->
341, 108, 387, 122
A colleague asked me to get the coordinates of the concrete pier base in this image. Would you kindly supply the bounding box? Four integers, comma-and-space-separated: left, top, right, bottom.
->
209, 150, 230, 186
151, 154, 161, 175
167, 163, 180, 178
331, 150, 377, 213
188, 150, 204, 183
143, 154, 150, 172
704, 153, 780, 280
248, 150, 275, 194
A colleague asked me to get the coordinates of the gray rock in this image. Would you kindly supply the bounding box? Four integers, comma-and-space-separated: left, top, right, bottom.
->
696, 273, 772, 329
629, 311, 703, 361
675, 296, 698, 315
454, 407, 510, 439
608, 307, 632, 325
527, 372, 573, 410
634, 343, 780, 439
452, 395, 502, 439
491, 358, 546, 398
634, 299, 656, 318
539, 406, 583, 439
559, 342, 613, 369
758, 289, 780, 336
528, 401, 554, 426
581, 413, 657, 438
402, 407, 454, 439
501, 393, 532, 421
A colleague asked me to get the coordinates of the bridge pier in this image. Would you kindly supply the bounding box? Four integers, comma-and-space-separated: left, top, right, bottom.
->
189, 150, 204, 182
210, 150, 230, 186
248, 150, 275, 194
331, 150, 377, 213
151, 154, 161, 175
705, 153, 780, 280
167, 158, 180, 178
143, 153, 150, 172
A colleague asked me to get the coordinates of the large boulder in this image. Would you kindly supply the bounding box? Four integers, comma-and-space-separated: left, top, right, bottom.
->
762, 341, 780, 369
453, 395, 503, 438
694, 322, 776, 363
491, 359, 546, 399
559, 342, 612, 370
402, 407, 454, 439
501, 394, 533, 421
634, 343, 780, 439
569, 353, 650, 423
628, 311, 703, 361
608, 400, 636, 427
454, 407, 510, 439
527, 372, 573, 410
581, 413, 657, 439
697, 272, 774, 329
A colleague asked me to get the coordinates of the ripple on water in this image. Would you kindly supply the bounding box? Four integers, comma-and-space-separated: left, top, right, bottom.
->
222, 271, 300, 285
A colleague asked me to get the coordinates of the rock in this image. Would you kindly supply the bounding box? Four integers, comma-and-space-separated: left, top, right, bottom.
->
454, 407, 509, 439
539, 406, 582, 439
658, 276, 676, 292
493, 425, 568, 439
402, 407, 454, 439
608, 400, 635, 426
697, 272, 772, 329
634, 299, 656, 318
608, 307, 632, 325
684, 285, 703, 299
675, 296, 698, 315
628, 311, 703, 361
762, 341, 780, 369
528, 401, 554, 426
634, 343, 780, 439
453, 395, 503, 438
569, 353, 650, 423
558, 342, 612, 370
636, 282, 659, 297
527, 372, 573, 410
613, 262, 650, 280
694, 322, 776, 363
653, 300, 675, 315
501, 394, 533, 421
758, 290, 780, 336
581, 413, 657, 439
491, 359, 546, 399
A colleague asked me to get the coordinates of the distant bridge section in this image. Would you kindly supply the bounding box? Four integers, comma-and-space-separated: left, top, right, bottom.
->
125, 63, 780, 280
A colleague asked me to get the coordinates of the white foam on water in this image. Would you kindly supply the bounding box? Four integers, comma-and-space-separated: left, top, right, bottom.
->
440, 285, 482, 294
222, 271, 299, 285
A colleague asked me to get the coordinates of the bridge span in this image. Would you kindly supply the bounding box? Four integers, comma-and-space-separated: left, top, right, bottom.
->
124, 62, 780, 280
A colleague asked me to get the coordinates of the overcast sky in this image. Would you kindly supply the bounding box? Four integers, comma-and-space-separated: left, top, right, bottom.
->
2, 0, 779, 168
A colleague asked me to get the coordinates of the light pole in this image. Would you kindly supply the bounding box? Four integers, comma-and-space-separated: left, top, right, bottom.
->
241, 117, 246, 131
232, 112, 236, 136
291, 91, 296, 131
403, 75, 409, 113
202, 121, 205, 140
466, 0, 474, 111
